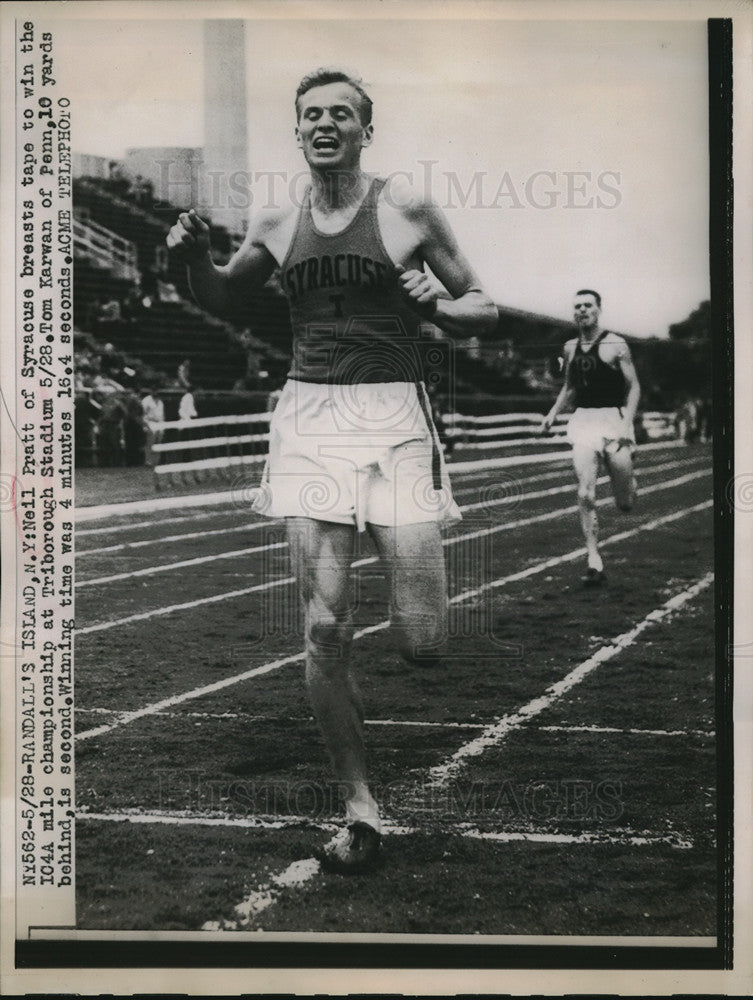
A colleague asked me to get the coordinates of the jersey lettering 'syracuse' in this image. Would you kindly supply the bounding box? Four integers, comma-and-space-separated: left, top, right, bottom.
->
568, 331, 626, 408
282, 177, 423, 385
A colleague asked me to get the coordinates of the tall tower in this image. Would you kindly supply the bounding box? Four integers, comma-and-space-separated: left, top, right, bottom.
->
201, 20, 249, 236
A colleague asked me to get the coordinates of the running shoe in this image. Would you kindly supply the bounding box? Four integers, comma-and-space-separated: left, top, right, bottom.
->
319, 822, 382, 875
582, 567, 606, 587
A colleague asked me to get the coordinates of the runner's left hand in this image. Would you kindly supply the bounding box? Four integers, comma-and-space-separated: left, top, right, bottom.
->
395, 264, 439, 319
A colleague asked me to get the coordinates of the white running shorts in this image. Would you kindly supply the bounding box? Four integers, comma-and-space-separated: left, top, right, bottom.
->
252, 380, 461, 531
566, 407, 635, 455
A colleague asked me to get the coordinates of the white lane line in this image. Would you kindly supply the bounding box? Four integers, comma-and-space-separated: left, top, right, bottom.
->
75, 458, 550, 538
450, 464, 570, 499
73, 440, 689, 526
75, 707, 485, 728
76, 500, 712, 740
208, 824, 701, 930
77, 809, 695, 930
72, 447, 680, 540
203, 858, 323, 930
78, 519, 279, 557
446, 469, 707, 553
77, 808, 695, 849
75, 647, 306, 741
455, 460, 701, 518
429, 571, 714, 786
76, 509, 279, 538
68, 463, 616, 570
456, 827, 693, 849
450, 498, 711, 604
77, 467, 571, 550
76, 455, 701, 560
76, 541, 288, 589
74, 708, 715, 740
76, 467, 566, 542
538, 725, 715, 738
447, 438, 684, 474
76, 466, 709, 608
76, 575, 297, 637
76, 488, 261, 523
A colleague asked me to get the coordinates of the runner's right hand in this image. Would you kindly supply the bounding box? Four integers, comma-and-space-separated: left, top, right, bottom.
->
166, 209, 211, 260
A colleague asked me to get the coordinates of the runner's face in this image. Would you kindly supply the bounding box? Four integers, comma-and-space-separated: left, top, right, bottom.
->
573, 295, 600, 330
295, 82, 373, 170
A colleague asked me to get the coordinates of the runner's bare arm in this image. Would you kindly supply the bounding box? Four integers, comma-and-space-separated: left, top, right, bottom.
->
396, 198, 498, 337
542, 341, 576, 431
615, 339, 641, 426
166, 209, 278, 318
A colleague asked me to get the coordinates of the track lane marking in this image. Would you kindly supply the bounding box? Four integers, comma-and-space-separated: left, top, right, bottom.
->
76, 508, 279, 538
75, 467, 709, 608
78, 810, 695, 844
76, 807, 694, 931
429, 571, 715, 786
76, 541, 288, 589
78, 519, 280, 556
450, 497, 710, 603
77, 464, 571, 552
76, 455, 702, 560
76, 499, 712, 740
74, 440, 690, 528
75, 457, 695, 566
74, 707, 714, 739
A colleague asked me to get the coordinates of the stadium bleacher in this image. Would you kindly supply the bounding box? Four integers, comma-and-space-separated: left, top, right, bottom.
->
72, 168, 685, 473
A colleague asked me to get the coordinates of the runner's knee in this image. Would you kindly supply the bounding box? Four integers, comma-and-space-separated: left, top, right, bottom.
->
391, 615, 445, 667
399, 637, 444, 668
308, 611, 353, 655
577, 487, 596, 509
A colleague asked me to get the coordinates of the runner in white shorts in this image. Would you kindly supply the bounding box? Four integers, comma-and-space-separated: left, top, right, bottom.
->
542, 290, 640, 586
167, 67, 498, 872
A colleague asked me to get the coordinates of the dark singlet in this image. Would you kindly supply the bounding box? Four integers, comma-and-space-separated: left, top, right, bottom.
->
281, 176, 423, 385
568, 331, 626, 408
280, 175, 442, 488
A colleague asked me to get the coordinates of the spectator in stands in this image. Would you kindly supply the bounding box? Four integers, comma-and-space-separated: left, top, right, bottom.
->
142, 389, 166, 466
100, 342, 124, 380
466, 335, 481, 360
177, 358, 192, 390
141, 266, 159, 309
74, 393, 99, 468
697, 396, 712, 443
122, 284, 144, 323
98, 297, 123, 324
132, 174, 154, 208
179, 386, 198, 422
676, 396, 699, 444
75, 357, 94, 394
157, 278, 182, 303
123, 391, 147, 466
494, 339, 522, 380
178, 385, 198, 466
91, 374, 123, 396
85, 295, 103, 331
108, 160, 131, 195
97, 393, 126, 466
633, 411, 649, 445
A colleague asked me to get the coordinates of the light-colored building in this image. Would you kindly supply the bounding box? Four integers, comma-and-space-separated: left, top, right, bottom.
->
201, 20, 249, 236
73, 152, 110, 179
123, 146, 203, 210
